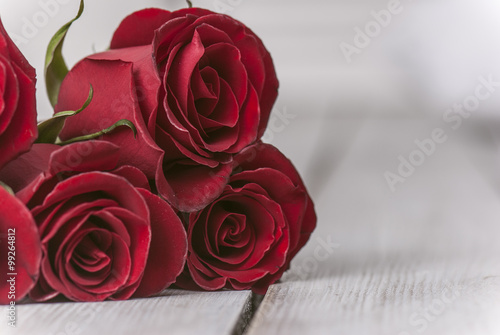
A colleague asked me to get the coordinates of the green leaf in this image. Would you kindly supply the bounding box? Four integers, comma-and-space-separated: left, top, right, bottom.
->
0, 181, 14, 196
37, 85, 93, 144
45, 0, 85, 107
57, 119, 137, 146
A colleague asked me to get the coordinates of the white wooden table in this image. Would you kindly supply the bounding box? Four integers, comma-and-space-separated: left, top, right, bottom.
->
3, 116, 500, 334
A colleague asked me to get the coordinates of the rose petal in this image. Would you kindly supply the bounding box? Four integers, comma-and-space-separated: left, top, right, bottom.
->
56, 59, 164, 180
226, 83, 260, 153
111, 165, 150, 190
133, 189, 187, 297
0, 143, 56, 193
88, 45, 162, 128
111, 8, 173, 49
0, 188, 41, 304
0, 56, 19, 134
161, 158, 232, 212
0, 62, 37, 169
234, 143, 317, 256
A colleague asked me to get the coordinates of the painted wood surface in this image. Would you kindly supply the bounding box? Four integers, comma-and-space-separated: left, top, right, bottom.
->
246, 118, 500, 334
1, 289, 252, 335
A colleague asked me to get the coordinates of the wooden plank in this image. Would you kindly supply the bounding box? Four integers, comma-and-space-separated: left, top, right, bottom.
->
1, 289, 252, 335
247, 118, 500, 335
248, 255, 500, 335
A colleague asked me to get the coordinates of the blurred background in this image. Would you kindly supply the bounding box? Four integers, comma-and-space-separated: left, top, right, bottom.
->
2, 0, 500, 273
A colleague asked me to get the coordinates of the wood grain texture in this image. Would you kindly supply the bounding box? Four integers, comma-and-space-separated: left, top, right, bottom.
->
248, 118, 500, 335
247, 255, 500, 335
1, 289, 252, 335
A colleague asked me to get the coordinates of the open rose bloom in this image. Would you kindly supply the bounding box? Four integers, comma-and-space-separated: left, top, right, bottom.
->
0, 141, 187, 301
56, 8, 279, 212
176, 143, 316, 293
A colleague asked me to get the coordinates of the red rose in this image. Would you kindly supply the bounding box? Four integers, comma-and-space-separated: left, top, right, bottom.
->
0, 18, 37, 169
0, 186, 41, 304
0, 141, 187, 301
176, 142, 316, 294
55, 8, 279, 212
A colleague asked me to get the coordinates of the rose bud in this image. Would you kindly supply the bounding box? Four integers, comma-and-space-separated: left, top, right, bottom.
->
0, 141, 187, 301
176, 142, 316, 294
55, 8, 279, 212
0, 186, 41, 304
0, 17, 37, 169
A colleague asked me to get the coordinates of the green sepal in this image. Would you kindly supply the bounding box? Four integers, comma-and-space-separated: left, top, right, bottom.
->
45, 0, 85, 107
36, 84, 93, 144
56, 119, 137, 146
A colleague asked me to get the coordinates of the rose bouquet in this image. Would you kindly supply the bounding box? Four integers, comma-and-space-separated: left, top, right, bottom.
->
0, 1, 316, 303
